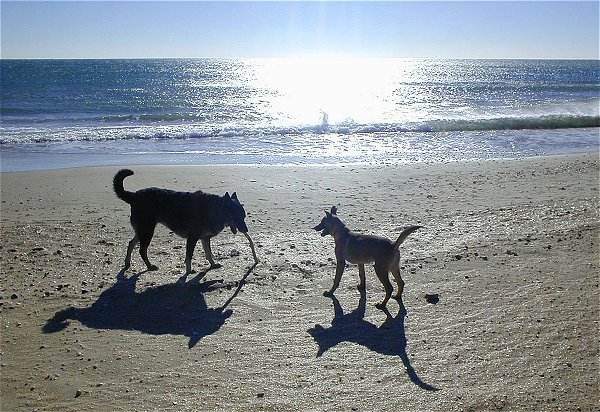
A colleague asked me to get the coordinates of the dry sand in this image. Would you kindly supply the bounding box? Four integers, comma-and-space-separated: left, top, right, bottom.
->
1, 153, 598, 411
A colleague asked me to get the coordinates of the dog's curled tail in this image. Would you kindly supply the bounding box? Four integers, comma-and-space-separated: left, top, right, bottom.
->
393, 225, 423, 250
113, 169, 135, 204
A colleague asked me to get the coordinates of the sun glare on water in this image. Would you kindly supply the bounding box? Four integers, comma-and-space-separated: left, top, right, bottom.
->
246, 57, 424, 128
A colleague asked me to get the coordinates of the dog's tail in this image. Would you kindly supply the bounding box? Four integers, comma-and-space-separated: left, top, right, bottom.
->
393, 225, 422, 250
113, 169, 135, 204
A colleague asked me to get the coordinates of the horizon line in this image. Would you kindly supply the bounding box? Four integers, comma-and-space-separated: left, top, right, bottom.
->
2, 56, 599, 61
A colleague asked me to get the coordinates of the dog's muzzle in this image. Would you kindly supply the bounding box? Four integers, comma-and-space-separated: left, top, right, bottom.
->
230, 221, 248, 234
313, 223, 329, 237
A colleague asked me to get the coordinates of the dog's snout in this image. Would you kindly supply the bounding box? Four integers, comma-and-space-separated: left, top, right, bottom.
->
231, 221, 248, 234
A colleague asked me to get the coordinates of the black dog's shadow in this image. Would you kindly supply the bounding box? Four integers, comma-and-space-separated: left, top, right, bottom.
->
307, 290, 438, 391
43, 264, 256, 348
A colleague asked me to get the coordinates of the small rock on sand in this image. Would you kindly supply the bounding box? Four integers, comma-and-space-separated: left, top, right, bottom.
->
425, 293, 440, 304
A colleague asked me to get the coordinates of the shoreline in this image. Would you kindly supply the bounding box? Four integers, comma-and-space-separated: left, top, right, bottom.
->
1, 153, 598, 410
1, 148, 598, 174
2, 126, 599, 173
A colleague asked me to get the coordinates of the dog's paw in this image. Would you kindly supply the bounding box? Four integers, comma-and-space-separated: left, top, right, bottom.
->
148, 265, 159, 271
209, 263, 222, 270
375, 302, 387, 310
323, 290, 334, 297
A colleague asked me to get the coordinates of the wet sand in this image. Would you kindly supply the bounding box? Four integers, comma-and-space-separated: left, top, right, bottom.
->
1, 153, 598, 411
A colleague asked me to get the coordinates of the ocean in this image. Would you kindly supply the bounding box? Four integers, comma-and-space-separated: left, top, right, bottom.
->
1, 58, 598, 172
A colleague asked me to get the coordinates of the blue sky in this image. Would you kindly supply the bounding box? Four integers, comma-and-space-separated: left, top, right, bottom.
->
1, 1, 598, 59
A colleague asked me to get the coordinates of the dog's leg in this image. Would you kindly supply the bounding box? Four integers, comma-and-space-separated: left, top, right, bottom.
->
391, 256, 405, 300
358, 264, 366, 290
125, 235, 139, 269
138, 228, 158, 271
184, 237, 199, 274
201, 238, 222, 269
374, 262, 393, 309
324, 260, 345, 297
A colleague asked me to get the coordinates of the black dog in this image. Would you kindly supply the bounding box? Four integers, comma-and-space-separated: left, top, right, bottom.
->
113, 169, 249, 274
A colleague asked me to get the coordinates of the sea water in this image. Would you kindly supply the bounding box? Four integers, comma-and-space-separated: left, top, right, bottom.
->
1, 58, 598, 171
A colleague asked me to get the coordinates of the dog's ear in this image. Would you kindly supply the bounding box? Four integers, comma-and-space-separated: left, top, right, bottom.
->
224, 192, 231, 201
325, 210, 332, 218
232, 192, 238, 200
330, 206, 337, 215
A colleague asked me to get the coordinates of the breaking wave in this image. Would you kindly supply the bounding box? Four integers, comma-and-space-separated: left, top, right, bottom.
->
1, 114, 598, 144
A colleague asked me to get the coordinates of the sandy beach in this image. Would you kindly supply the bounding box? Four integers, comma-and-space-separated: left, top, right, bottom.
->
1, 153, 598, 411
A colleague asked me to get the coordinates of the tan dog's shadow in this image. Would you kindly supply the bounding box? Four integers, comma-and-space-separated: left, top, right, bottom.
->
307, 290, 438, 391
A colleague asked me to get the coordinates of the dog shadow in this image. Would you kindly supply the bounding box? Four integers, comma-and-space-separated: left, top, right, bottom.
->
307, 290, 438, 391
43, 263, 256, 349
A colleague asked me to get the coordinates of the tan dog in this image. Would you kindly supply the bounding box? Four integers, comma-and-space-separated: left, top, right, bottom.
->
314, 206, 422, 308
